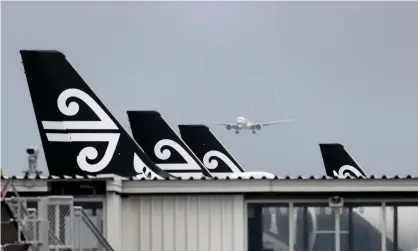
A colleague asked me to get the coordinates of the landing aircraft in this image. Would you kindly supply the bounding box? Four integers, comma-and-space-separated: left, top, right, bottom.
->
20, 50, 417, 251
127, 111, 275, 179
19, 50, 270, 180
208, 116, 292, 134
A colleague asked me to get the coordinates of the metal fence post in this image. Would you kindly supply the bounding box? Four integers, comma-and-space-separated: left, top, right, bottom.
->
37, 197, 49, 251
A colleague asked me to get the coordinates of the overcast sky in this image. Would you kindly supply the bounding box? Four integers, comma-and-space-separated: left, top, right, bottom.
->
2, 1, 418, 177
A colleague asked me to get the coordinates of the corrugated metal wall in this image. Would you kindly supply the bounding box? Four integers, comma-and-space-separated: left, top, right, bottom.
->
121, 195, 245, 251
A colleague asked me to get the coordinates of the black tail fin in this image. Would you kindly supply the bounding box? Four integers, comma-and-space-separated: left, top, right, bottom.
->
319, 143, 368, 178
20, 50, 172, 179
178, 124, 245, 174
126, 111, 213, 178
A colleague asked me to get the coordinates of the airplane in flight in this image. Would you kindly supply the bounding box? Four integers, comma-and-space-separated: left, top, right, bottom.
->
19, 50, 272, 181
127, 111, 275, 179
208, 116, 292, 134
19, 50, 271, 180
176, 125, 418, 251
19, 50, 417, 251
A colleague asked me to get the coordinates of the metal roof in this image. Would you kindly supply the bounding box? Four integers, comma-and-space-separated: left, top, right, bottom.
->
1, 173, 418, 181
2, 173, 418, 195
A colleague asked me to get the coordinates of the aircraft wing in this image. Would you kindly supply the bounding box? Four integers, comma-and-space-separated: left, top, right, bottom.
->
258, 119, 293, 126
207, 121, 239, 130
207, 121, 233, 126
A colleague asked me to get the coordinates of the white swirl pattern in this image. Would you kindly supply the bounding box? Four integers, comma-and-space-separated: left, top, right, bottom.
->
45, 133, 119, 173
42, 88, 118, 130
333, 165, 364, 178
202, 150, 242, 173
42, 88, 124, 174
154, 139, 201, 170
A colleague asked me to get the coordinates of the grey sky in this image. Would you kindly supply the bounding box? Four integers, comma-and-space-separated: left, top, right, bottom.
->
2, 1, 418, 176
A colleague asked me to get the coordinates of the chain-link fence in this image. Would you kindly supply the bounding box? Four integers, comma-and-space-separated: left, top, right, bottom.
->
47, 197, 74, 251
2, 196, 113, 251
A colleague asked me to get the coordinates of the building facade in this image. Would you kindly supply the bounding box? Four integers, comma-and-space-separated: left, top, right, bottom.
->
3, 174, 418, 251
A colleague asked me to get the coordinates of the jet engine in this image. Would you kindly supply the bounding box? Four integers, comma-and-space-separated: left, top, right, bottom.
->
226, 124, 232, 130
255, 124, 262, 130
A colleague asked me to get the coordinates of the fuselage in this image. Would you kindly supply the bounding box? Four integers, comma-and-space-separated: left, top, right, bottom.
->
236, 117, 253, 129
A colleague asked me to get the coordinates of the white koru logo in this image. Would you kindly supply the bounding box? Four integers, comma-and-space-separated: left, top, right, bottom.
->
333, 165, 364, 179
154, 139, 201, 171
203, 150, 242, 173
41, 88, 119, 173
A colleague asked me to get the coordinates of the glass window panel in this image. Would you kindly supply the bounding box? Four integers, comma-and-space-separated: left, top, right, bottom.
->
312, 232, 335, 251
291, 204, 386, 251
398, 206, 418, 251
248, 202, 418, 251
262, 204, 290, 251
385, 206, 396, 251
292, 204, 335, 251
350, 206, 382, 251
338, 208, 349, 251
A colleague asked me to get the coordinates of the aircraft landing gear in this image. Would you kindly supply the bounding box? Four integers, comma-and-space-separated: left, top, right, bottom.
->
235, 130, 240, 134
252, 130, 256, 134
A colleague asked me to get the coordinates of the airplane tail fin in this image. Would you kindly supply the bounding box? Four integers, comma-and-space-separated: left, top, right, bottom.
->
127, 111, 213, 178
20, 50, 171, 179
178, 124, 245, 173
319, 143, 368, 178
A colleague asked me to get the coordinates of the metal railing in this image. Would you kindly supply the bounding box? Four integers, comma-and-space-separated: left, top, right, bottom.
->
1, 193, 114, 251
1, 179, 42, 251
74, 207, 115, 251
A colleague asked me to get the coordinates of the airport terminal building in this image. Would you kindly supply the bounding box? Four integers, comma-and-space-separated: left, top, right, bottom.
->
6, 50, 417, 251
2, 174, 418, 251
